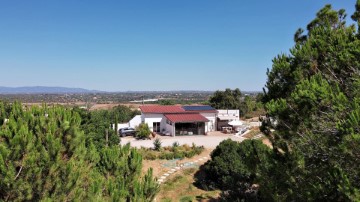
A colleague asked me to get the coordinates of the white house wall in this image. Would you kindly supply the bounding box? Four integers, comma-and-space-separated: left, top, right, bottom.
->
217, 109, 240, 119
141, 113, 164, 132
129, 115, 142, 128
165, 123, 174, 136
141, 111, 217, 135
200, 113, 216, 133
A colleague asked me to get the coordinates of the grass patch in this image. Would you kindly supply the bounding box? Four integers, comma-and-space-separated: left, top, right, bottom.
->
162, 175, 188, 192
179, 196, 194, 202
158, 167, 221, 201
183, 168, 197, 175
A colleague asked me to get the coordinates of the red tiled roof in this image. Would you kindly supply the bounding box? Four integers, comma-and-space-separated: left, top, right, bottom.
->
140, 105, 185, 113
165, 113, 209, 123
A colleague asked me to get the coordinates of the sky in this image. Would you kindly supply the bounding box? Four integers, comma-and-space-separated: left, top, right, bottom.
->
0, 1, 356, 92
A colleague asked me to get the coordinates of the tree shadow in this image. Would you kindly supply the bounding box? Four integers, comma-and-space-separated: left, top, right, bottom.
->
195, 195, 219, 202
193, 164, 217, 191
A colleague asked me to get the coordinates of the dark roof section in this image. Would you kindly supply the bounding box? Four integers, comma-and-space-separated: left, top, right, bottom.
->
182, 105, 217, 112
165, 113, 209, 123
140, 105, 185, 114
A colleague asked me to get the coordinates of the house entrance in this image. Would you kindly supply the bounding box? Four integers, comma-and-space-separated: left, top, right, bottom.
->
153, 122, 161, 133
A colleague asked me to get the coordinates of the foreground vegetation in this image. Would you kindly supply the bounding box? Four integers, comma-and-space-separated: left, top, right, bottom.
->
197, 2, 360, 201
0, 102, 159, 201
1, 1, 360, 201
139, 142, 205, 160
158, 168, 220, 202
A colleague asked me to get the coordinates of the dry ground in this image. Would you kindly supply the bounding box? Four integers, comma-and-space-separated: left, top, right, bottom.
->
89, 103, 143, 111
156, 167, 220, 202
121, 132, 246, 149
150, 148, 220, 202
140, 128, 273, 201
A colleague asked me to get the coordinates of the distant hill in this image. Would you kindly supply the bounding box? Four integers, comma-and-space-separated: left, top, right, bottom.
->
0, 86, 103, 94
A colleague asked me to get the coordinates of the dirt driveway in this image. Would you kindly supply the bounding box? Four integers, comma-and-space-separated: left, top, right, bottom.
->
120, 132, 246, 149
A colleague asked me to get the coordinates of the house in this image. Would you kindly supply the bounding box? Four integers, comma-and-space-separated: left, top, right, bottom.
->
139, 105, 217, 136
216, 109, 240, 131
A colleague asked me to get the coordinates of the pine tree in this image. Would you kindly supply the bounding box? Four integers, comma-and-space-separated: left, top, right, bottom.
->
261, 3, 360, 200
0, 102, 159, 201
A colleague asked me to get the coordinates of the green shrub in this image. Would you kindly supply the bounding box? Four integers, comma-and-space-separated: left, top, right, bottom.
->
159, 152, 175, 160
174, 151, 185, 159
172, 141, 180, 152
143, 151, 157, 160
135, 123, 151, 139
197, 139, 271, 200
180, 196, 194, 202
185, 150, 196, 158
244, 115, 252, 119
140, 143, 205, 160
153, 138, 162, 151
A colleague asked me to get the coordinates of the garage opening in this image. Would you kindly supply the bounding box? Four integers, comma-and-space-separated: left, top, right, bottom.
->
175, 122, 205, 136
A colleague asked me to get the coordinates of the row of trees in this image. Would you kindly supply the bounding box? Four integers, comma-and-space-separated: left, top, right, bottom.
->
208, 88, 264, 118
200, 1, 360, 201
73, 105, 140, 149
0, 102, 158, 201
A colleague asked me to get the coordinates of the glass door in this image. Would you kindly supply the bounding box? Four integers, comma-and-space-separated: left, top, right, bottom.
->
153, 122, 160, 133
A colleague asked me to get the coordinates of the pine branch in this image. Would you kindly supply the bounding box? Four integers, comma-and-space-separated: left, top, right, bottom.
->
14, 165, 23, 180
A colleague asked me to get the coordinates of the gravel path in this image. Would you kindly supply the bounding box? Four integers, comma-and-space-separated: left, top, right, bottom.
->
121, 133, 246, 149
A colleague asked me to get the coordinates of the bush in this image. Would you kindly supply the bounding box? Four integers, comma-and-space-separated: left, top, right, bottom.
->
184, 150, 196, 158
174, 151, 185, 159
195, 147, 204, 155
140, 143, 205, 160
135, 123, 151, 140
159, 152, 175, 160
153, 138, 162, 151
197, 139, 271, 200
143, 151, 157, 160
179, 196, 194, 202
172, 141, 180, 152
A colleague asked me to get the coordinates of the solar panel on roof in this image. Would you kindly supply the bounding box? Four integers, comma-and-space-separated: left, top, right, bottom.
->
182, 105, 215, 111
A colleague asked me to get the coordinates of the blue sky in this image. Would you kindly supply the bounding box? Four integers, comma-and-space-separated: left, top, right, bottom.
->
0, 1, 356, 91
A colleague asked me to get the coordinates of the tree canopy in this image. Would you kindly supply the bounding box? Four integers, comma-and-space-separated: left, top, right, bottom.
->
197, 139, 271, 201
199, 2, 360, 201
0, 102, 158, 201
209, 88, 242, 109
261, 1, 360, 200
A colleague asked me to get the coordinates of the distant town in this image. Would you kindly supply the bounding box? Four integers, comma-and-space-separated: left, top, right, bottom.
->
0, 86, 261, 107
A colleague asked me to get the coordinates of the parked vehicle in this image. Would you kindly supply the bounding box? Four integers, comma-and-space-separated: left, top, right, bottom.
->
119, 127, 136, 137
